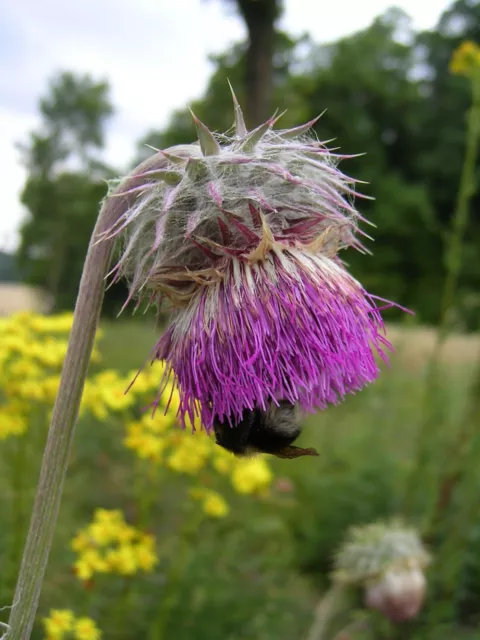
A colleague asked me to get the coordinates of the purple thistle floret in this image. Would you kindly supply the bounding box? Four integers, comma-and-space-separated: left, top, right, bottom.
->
102, 88, 403, 431
154, 248, 392, 431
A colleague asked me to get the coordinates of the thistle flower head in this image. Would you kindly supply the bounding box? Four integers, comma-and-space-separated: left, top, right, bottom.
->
103, 89, 401, 431
332, 520, 431, 622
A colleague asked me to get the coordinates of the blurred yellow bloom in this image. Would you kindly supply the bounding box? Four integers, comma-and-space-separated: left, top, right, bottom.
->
105, 545, 137, 575
116, 524, 137, 544
8, 359, 43, 379
167, 447, 206, 474
190, 488, 229, 518
133, 536, 159, 571
43, 609, 74, 639
450, 40, 480, 78
72, 509, 158, 580
0, 410, 28, 440
71, 532, 92, 553
102, 385, 135, 411
231, 458, 273, 495
141, 410, 175, 433
124, 424, 167, 462
74, 549, 109, 581
74, 617, 102, 640
203, 491, 230, 518
212, 451, 232, 475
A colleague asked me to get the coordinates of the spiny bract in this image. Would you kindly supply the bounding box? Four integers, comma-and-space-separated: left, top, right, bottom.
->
104, 86, 371, 311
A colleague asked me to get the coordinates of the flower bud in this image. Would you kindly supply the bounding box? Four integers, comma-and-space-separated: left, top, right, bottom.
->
332, 520, 430, 623
364, 567, 426, 622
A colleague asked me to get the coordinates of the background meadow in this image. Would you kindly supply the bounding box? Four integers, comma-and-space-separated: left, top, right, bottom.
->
1, 0, 480, 638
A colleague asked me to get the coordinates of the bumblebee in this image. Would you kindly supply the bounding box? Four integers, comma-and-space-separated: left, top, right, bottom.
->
213, 401, 318, 459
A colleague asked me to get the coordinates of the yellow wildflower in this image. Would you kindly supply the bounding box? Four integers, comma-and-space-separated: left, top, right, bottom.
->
133, 536, 159, 572
231, 457, 273, 495
89, 520, 120, 546
100, 380, 134, 412
105, 545, 137, 575
0, 411, 28, 440
202, 491, 230, 518
71, 531, 92, 553
141, 410, 174, 433
74, 617, 102, 640
212, 450, 232, 475
43, 609, 74, 639
190, 488, 229, 518
450, 40, 480, 77
167, 447, 206, 474
72, 510, 158, 579
74, 549, 109, 581
116, 524, 137, 544
124, 424, 167, 462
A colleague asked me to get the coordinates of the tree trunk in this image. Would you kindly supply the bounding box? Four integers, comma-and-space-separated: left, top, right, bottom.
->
236, 0, 280, 128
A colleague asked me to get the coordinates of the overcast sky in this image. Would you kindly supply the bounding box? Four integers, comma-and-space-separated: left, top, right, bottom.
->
0, 0, 451, 251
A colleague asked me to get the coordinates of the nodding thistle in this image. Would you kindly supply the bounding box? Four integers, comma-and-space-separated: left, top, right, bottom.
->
102, 87, 403, 436
332, 521, 431, 622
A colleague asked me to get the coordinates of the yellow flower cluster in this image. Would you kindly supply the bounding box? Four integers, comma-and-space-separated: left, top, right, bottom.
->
0, 311, 150, 439
0, 311, 103, 439
43, 609, 101, 640
71, 509, 158, 581
190, 488, 230, 518
124, 410, 273, 497
450, 40, 480, 78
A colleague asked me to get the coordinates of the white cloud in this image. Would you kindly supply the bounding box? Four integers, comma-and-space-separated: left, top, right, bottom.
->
0, 0, 451, 252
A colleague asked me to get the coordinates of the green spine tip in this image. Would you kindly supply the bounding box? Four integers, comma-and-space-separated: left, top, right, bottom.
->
144, 169, 183, 185
227, 80, 248, 138
160, 150, 188, 165
239, 111, 285, 153
189, 109, 221, 156
280, 111, 325, 140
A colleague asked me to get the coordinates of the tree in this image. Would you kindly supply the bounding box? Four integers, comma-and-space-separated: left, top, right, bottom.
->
135, 31, 309, 162
18, 72, 117, 310
221, 0, 284, 126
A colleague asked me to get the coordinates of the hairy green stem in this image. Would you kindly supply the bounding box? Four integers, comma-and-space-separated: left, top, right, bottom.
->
403, 80, 480, 518
304, 584, 346, 640
6, 153, 168, 640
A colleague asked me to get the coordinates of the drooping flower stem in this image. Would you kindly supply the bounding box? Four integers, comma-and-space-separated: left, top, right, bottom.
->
403, 76, 480, 519
6, 154, 168, 640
